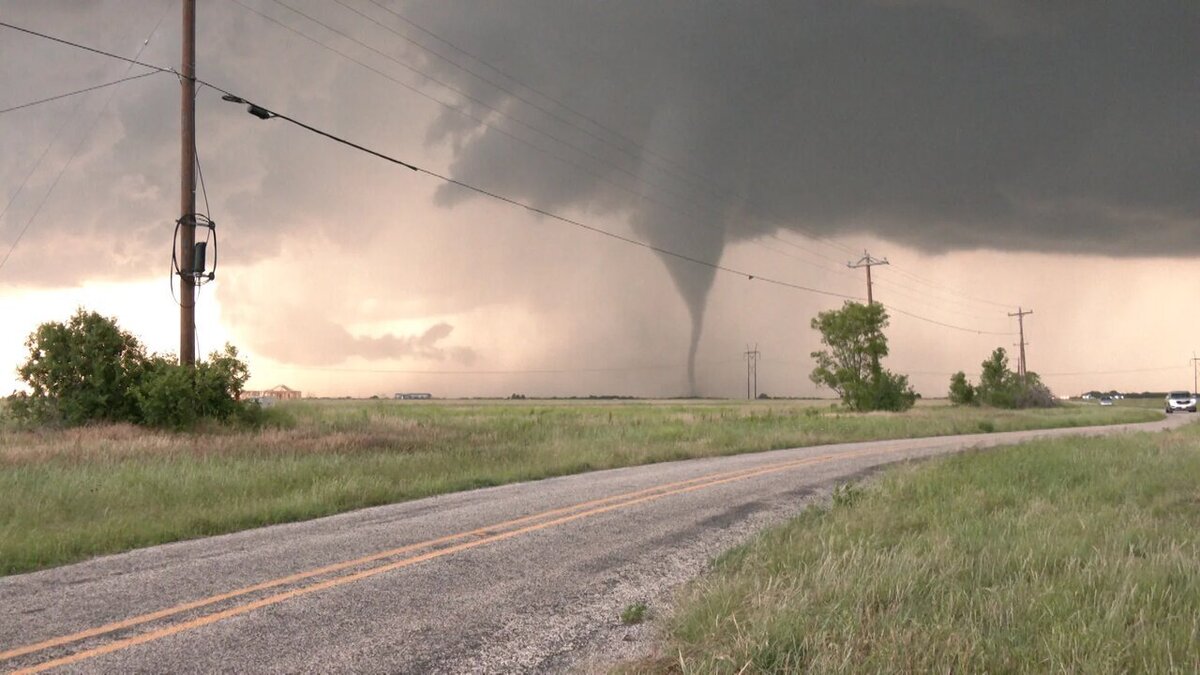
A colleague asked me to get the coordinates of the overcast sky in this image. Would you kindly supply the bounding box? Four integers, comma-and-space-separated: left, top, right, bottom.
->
1, 0, 1197, 398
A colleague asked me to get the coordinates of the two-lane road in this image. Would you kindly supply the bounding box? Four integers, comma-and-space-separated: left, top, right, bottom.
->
2, 413, 1190, 673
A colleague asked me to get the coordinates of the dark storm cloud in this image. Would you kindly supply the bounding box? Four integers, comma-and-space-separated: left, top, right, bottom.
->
403, 0, 1197, 257
391, 0, 1196, 393
1, 0, 1195, 389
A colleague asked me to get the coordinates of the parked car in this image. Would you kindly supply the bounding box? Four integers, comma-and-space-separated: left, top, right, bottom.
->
1165, 391, 1197, 413
1099, 396, 1114, 406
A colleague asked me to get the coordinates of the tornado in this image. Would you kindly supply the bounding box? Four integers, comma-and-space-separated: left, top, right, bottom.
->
632, 205, 723, 397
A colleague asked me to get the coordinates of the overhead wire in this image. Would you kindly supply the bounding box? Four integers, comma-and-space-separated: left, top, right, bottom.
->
233, 0, 884, 321
0, 83, 92, 230
330, 0, 1016, 315
333, 0, 722, 202
0, 71, 164, 115
226, 0, 731, 236
883, 263, 1017, 309
0, 21, 175, 75
0, 12, 172, 276
333, 0, 870, 265
208, 84, 1011, 335
231, 0, 1008, 327
257, 0, 713, 213
359, 0, 711, 182
351, 0, 863, 261
0, 19, 1015, 338
267, 359, 745, 376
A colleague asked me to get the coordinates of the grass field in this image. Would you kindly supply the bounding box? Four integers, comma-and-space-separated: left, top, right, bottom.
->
0, 399, 1162, 576
623, 419, 1200, 673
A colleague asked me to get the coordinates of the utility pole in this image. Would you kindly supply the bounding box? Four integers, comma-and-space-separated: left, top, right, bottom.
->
744, 345, 760, 400
1008, 307, 1033, 381
847, 250, 888, 305
179, 0, 197, 366
1191, 352, 1198, 395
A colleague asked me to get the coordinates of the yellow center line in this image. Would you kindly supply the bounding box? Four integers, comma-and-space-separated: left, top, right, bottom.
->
0, 450, 845, 663
13, 446, 887, 674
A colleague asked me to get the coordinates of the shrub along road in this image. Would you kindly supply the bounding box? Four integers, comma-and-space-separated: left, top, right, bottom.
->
0, 413, 1191, 673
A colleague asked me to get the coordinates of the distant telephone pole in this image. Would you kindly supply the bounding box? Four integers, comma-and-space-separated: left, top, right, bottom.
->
744, 345, 760, 400
1008, 307, 1033, 380
1191, 352, 1198, 395
847, 250, 888, 305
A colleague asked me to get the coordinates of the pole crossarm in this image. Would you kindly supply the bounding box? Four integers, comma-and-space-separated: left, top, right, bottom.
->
847, 250, 889, 305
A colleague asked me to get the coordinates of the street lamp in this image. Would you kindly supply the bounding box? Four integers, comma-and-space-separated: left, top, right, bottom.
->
220, 94, 274, 120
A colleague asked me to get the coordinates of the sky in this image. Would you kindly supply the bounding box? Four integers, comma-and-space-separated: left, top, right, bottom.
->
1, 0, 1197, 399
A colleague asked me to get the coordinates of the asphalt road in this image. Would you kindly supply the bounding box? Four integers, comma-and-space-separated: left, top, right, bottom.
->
1, 413, 1191, 674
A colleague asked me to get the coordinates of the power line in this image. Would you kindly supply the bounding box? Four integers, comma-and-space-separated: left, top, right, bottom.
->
884, 304, 1010, 336
0, 12, 171, 277
212, 86, 1014, 336
0, 71, 164, 115
227, 0, 731, 238
238, 1, 1012, 328
208, 89, 856, 299
268, 359, 744, 376
881, 262, 1016, 310
0, 21, 175, 75
351, 0, 866, 262
228, 1, 1017, 329
0, 87, 91, 229
356, 0, 712, 188
343, 0, 885, 278
1039, 365, 1187, 377
2, 20, 1018, 339
0, 17, 854, 307
257, 0, 710, 213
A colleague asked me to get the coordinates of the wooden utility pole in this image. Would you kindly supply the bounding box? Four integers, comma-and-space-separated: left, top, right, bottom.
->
1008, 307, 1033, 380
744, 345, 760, 400
847, 250, 888, 305
1191, 352, 1198, 395
179, 0, 197, 365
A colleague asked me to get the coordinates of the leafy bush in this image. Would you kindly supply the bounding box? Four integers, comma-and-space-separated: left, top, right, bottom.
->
868, 370, 918, 411
1013, 373, 1056, 409
973, 348, 1056, 409
8, 309, 254, 429
948, 371, 977, 405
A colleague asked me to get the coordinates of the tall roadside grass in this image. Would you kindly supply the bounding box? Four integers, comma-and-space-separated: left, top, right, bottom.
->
0, 400, 1161, 576
624, 421, 1200, 673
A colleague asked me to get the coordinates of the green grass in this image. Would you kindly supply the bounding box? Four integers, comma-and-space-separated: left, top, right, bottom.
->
622, 602, 649, 625
0, 400, 1162, 576
622, 421, 1200, 673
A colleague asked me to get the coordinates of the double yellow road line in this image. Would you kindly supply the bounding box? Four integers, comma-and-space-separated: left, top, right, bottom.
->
3, 444, 892, 673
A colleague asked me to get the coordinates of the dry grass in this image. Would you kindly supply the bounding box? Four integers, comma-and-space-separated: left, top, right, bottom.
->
0, 399, 1162, 576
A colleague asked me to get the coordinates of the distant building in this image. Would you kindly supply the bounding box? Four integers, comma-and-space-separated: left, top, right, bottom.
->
394, 392, 432, 400
240, 385, 302, 401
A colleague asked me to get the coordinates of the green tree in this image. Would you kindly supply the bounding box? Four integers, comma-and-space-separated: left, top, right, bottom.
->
810, 301, 916, 411
9, 309, 148, 425
948, 371, 977, 405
